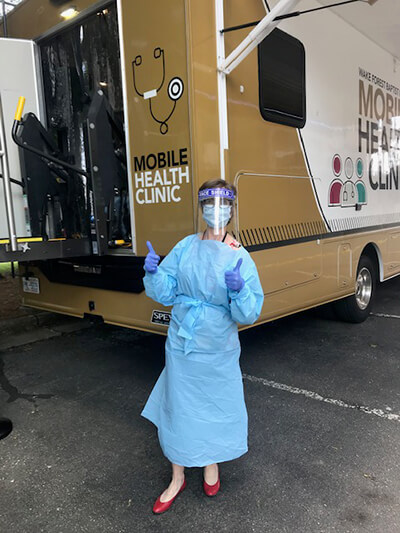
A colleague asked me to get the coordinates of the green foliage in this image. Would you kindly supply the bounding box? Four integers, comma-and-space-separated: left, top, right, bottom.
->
0, 263, 12, 276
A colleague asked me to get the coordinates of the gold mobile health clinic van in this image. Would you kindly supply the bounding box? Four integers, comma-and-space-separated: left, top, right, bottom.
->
0, 0, 398, 333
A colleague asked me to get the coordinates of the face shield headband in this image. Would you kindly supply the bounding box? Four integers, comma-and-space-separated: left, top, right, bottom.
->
198, 188, 235, 203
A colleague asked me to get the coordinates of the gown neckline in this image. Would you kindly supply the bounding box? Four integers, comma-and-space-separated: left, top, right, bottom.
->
196, 232, 231, 248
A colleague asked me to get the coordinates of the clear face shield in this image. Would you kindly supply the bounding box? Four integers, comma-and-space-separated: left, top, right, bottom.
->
197, 187, 238, 237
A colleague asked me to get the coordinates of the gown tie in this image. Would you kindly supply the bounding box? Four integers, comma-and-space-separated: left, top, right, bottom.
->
175, 294, 225, 347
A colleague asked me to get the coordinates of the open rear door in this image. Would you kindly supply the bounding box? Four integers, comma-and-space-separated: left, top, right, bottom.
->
0, 37, 91, 262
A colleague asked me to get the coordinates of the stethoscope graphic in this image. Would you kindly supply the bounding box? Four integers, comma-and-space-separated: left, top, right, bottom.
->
132, 47, 184, 135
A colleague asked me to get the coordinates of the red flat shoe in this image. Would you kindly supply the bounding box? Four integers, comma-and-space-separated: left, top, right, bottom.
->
203, 475, 220, 497
152, 479, 186, 514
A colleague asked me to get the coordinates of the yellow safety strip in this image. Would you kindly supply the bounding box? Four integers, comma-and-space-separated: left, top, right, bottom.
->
0, 237, 43, 244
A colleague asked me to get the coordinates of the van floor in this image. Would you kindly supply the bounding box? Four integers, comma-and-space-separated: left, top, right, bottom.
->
0, 279, 399, 532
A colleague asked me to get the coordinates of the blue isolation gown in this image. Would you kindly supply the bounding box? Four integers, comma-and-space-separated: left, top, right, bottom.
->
141, 234, 264, 467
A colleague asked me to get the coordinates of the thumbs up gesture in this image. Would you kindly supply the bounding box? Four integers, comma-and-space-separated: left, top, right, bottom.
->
144, 241, 160, 274
225, 258, 245, 292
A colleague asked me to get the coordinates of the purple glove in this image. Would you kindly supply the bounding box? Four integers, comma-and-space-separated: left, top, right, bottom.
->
144, 241, 160, 273
225, 258, 245, 292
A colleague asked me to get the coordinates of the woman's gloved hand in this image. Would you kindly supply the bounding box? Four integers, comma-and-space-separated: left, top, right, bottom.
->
144, 241, 160, 273
225, 258, 245, 292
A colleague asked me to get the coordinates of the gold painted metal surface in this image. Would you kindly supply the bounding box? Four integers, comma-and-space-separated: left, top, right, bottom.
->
236, 174, 325, 241
223, 0, 312, 180
387, 232, 400, 273
19, 226, 396, 331
22, 265, 168, 334
186, 0, 221, 190
119, 0, 193, 257
7, 0, 400, 335
337, 243, 352, 289
256, 240, 322, 296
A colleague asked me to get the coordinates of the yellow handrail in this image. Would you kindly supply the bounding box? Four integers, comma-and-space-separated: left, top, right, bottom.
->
14, 96, 26, 121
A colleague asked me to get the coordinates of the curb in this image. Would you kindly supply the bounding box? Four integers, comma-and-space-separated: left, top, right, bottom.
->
0, 310, 92, 351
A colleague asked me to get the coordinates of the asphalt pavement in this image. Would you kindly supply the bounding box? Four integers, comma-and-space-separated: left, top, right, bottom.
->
0, 279, 400, 533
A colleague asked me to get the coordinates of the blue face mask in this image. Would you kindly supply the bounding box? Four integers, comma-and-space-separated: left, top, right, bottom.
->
202, 204, 232, 229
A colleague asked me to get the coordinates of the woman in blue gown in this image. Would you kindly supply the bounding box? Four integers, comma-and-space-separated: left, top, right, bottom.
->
142, 179, 264, 513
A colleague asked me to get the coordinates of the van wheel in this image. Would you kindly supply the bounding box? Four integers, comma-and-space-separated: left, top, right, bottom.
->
333, 255, 375, 323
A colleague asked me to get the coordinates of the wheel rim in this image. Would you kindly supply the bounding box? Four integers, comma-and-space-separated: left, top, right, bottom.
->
355, 267, 372, 310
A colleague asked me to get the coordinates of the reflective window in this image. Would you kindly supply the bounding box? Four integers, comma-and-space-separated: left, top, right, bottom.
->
258, 28, 306, 128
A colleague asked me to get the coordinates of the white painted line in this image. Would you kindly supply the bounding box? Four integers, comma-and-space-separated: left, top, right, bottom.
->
242, 373, 400, 422
143, 89, 157, 100
371, 312, 400, 319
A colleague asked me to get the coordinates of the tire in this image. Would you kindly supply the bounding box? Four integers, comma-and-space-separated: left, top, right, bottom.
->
333, 255, 375, 323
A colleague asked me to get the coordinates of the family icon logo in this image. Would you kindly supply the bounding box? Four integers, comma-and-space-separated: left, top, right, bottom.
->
328, 155, 367, 208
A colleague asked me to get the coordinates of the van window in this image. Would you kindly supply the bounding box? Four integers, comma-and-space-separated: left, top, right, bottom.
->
258, 28, 306, 128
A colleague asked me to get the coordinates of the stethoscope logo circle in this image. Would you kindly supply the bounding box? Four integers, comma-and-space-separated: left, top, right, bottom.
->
132, 48, 184, 135
168, 77, 184, 101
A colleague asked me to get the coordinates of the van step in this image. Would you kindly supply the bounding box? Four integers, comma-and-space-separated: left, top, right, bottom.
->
0, 237, 91, 262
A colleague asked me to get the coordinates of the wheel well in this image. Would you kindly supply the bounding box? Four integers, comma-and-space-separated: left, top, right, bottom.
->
360, 243, 383, 282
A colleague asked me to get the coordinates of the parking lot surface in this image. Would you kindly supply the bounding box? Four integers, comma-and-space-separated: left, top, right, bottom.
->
1, 279, 400, 533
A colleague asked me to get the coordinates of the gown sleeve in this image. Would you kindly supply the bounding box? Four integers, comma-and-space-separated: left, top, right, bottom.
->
228, 250, 264, 325
143, 235, 191, 307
